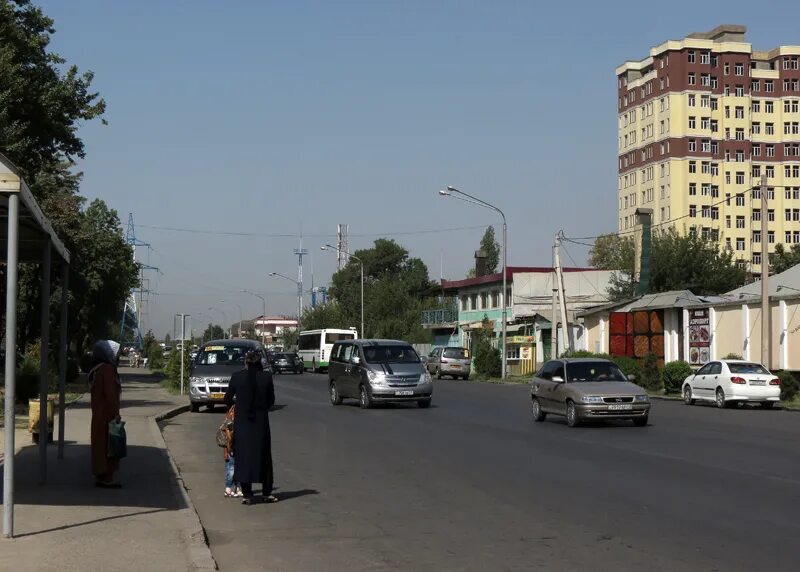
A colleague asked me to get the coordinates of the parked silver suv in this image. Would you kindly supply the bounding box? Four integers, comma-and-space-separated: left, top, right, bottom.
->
426, 347, 471, 380
328, 339, 433, 408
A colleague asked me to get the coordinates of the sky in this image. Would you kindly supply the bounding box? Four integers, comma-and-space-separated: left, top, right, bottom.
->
39, 0, 800, 338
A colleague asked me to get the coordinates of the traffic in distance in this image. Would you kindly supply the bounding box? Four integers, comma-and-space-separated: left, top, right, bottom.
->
184, 329, 784, 428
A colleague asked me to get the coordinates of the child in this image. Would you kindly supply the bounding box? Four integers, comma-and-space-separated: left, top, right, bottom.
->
223, 405, 242, 498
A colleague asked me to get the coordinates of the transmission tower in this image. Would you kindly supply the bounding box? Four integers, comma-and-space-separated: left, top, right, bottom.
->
336, 224, 349, 269
294, 237, 308, 322
120, 213, 159, 347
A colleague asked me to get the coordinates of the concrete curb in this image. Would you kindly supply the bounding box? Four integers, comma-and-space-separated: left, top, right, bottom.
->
649, 394, 800, 411
151, 404, 218, 571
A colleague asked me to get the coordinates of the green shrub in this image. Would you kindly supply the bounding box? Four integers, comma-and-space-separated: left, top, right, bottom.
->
473, 337, 501, 378
723, 353, 743, 360
639, 353, 663, 391
610, 355, 641, 380
662, 361, 693, 394
778, 370, 799, 401
16, 357, 41, 403
164, 346, 193, 390
148, 348, 165, 371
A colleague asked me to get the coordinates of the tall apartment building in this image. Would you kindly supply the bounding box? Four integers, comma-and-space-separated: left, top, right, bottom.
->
617, 25, 800, 276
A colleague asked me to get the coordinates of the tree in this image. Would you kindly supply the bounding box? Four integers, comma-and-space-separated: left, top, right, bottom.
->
590, 230, 747, 301
202, 324, 225, 341
770, 243, 800, 275
324, 239, 438, 342
479, 226, 500, 274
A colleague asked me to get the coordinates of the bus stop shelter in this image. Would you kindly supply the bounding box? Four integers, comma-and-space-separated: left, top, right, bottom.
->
1, 153, 70, 538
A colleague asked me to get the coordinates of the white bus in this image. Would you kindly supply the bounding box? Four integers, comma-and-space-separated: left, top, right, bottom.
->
298, 328, 358, 371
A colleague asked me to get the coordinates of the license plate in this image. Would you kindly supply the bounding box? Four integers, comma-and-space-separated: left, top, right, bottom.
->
750, 380, 765, 386
607, 404, 632, 411
395, 390, 414, 396
451, 365, 462, 369
210, 393, 225, 400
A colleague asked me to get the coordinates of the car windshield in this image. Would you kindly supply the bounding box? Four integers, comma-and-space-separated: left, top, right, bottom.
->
443, 348, 470, 359
728, 362, 770, 374
197, 345, 251, 365
362, 345, 420, 364
566, 362, 628, 382
276, 353, 295, 360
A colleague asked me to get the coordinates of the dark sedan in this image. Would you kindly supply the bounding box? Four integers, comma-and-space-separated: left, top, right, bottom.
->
272, 352, 304, 374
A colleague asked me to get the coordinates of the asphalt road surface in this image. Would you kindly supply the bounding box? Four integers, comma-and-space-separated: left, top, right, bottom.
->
162, 372, 800, 572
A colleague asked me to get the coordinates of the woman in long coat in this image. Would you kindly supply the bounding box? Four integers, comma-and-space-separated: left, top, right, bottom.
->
89, 340, 122, 487
224, 350, 276, 504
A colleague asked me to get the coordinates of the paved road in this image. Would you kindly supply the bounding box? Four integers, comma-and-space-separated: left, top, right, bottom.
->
162, 372, 800, 571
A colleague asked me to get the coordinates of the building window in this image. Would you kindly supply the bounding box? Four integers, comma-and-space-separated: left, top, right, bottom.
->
736, 150, 744, 163
766, 101, 774, 113
460, 296, 468, 311
505, 288, 512, 308
688, 73, 696, 85
735, 63, 744, 76
765, 80, 774, 93
688, 139, 696, 152
752, 122, 761, 134
769, 209, 775, 221
688, 50, 695, 63
724, 62, 730, 75
689, 161, 697, 173
766, 165, 775, 177
736, 172, 745, 184
725, 215, 731, 228
769, 231, 776, 244
735, 85, 744, 97
688, 94, 696, 107
736, 215, 745, 228
736, 238, 745, 251
735, 106, 745, 119
753, 209, 761, 221
688, 116, 696, 129
702, 74, 711, 87
689, 205, 697, 217
470, 294, 478, 311
736, 194, 745, 207
735, 128, 745, 140
711, 207, 719, 220
701, 52, 710, 64
752, 100, 761, 112
689, 183, 697, 196
766, 123, 775, 135
753, 144, 761, 156
767, 145, 775, 158
753, 252, 762, 265
753, 231, 762, 243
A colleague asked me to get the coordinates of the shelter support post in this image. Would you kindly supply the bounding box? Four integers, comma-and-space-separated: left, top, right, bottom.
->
38, 239, 51, 484
3, 194, 20, 538
57, 263, 69, 459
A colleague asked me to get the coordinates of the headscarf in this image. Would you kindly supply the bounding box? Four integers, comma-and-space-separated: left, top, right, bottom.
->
88, 340, 121, 387
244, 350, 263, 420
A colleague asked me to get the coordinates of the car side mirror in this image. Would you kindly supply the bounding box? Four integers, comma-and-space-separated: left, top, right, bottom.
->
627, 374, 637, 381
351, 356, 361, 365
552, 376, 564, 383
420, 356, 428, 364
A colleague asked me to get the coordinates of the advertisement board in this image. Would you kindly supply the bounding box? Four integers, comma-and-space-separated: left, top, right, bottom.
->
688, 308, 711, 365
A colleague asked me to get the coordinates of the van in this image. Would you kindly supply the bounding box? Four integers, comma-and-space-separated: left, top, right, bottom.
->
328, 339, 433, 409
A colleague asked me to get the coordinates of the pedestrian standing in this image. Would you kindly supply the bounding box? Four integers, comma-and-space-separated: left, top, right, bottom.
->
89, 340, 123, 488
223, 349, 276, 505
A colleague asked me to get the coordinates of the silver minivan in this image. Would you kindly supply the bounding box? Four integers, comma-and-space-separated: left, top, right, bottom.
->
328, 339, 433, 408
426, 347, 471, 380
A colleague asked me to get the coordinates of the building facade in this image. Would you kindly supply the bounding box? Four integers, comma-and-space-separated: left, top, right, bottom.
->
617, 25, 800, 276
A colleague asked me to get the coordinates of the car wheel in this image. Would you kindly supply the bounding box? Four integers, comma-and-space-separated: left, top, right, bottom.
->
329, 382, 342, 406
435, 367, 442, 380
359, 384, 372, 409
418, 398, 431, 409
566, 400, 580, 427
761, 402, 775, 409
683, 386, 695, 405
206, 404, 216, 412
633, 416, 649, 427
190, 403, 201, 413
462, 374, 469, 380
715, 387, 727, 409
531, 398, 546, 422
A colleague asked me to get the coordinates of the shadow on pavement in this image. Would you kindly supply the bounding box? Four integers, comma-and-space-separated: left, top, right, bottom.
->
275, 488, 319, 502
12, 508, 170, 538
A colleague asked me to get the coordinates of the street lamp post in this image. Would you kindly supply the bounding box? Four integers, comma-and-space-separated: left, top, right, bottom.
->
321, 244, 364, 338
439, 185, 508, 379
268, 272, 303, 331
242, 289, 267, 344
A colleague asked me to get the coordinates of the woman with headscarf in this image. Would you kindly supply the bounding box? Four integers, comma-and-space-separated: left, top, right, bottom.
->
224, 349, 276, 505
89, 340, 122, 488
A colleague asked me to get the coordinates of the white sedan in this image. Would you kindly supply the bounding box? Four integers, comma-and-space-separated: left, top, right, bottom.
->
682, 359, 781, 408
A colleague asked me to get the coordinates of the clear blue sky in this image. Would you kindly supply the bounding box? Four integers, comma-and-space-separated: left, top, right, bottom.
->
40, 0, 800, 338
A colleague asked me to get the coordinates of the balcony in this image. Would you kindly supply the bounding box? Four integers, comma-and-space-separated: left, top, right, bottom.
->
421, 304, 459, 327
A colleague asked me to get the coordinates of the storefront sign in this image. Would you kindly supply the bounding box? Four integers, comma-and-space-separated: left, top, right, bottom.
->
688, 309, 711, 365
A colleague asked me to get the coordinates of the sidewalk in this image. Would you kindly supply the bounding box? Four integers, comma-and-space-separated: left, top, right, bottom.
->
0, 368, 215, 571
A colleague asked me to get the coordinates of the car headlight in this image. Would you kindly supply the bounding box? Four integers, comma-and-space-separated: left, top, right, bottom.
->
634, 394, 649, 403
581, 395, 603, 403
367, 371, 387, 385
419, 372, 432, 385
189, 376, 204, 386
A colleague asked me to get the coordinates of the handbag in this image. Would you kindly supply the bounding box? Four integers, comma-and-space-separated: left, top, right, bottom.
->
216, 406, 235, 448
107, 420, 127, 459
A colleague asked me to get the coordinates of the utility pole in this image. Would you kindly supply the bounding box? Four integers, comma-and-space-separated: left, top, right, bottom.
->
761, 173, 770, 367
551, 241, 558, 360
294, 237, 308, 331
175, 314, 189, 395
554, 233, 572, 354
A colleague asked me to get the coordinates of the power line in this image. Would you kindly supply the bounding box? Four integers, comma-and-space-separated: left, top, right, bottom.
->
136, 223, 495, 239
559, 239, 609, 300
562, 184, 789, 244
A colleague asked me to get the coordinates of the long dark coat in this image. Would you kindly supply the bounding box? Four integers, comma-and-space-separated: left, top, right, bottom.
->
224, 368, 275, 490
90, 363, 121, 478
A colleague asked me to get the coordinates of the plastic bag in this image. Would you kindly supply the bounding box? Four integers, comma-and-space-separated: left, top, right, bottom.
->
108, 420, 127, 460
